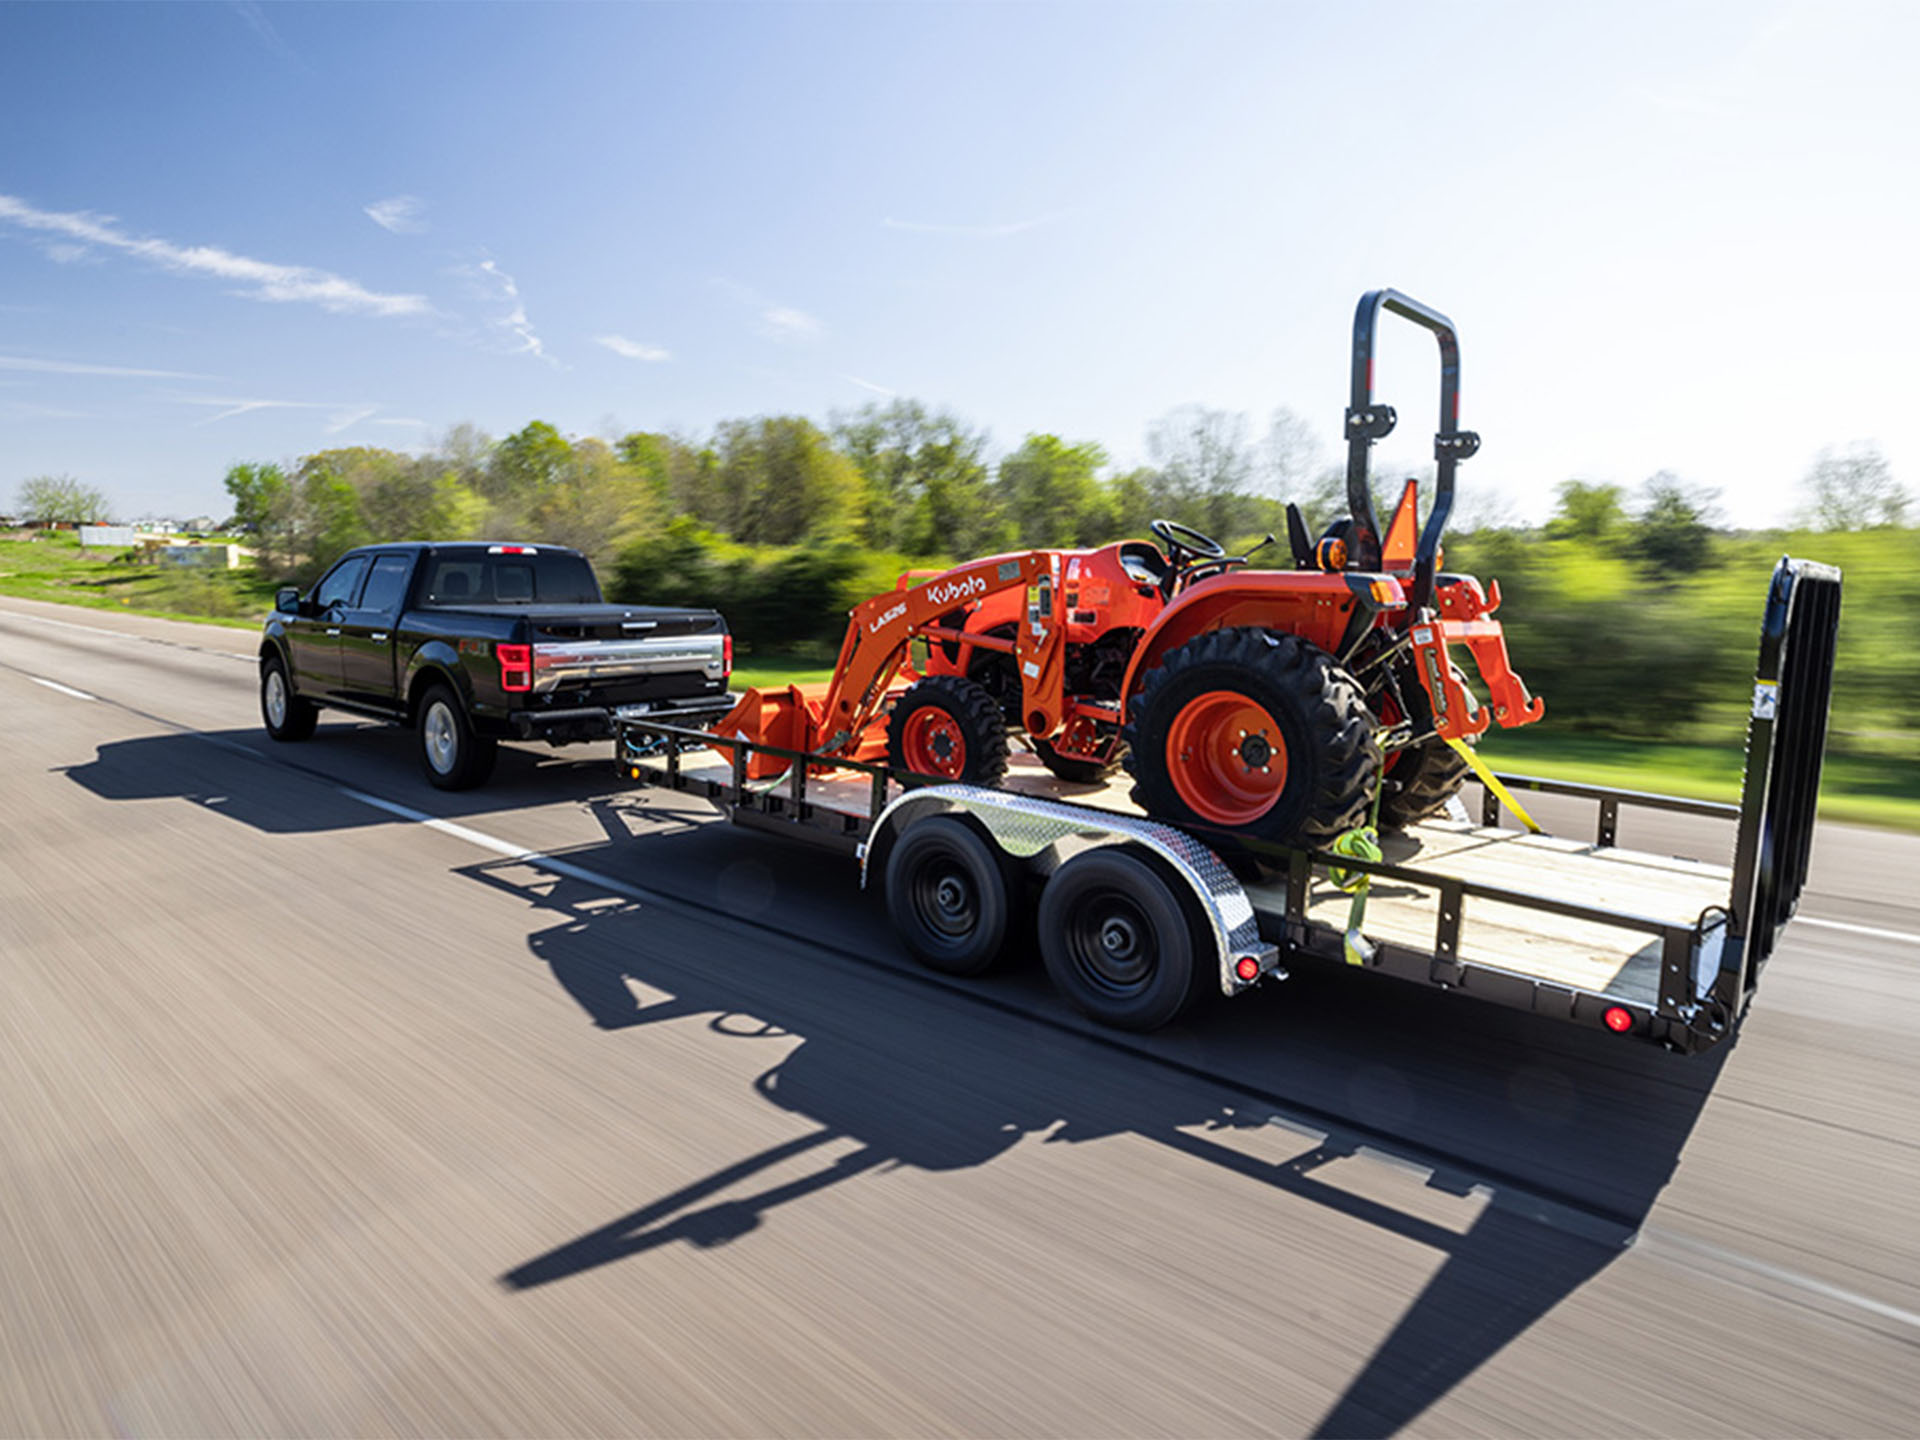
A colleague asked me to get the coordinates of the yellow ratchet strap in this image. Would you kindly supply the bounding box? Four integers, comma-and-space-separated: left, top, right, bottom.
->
1443, 736, 1542, 834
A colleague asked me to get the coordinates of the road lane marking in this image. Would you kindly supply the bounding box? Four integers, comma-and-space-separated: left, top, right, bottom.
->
28, 676, 97, 701
0, 606, 255, 662
1797, 916, 1920, 947
1639, 1227, 1920, 1335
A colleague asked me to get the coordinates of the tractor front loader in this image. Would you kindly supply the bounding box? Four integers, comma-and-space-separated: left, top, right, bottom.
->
716, 288, 1546, 859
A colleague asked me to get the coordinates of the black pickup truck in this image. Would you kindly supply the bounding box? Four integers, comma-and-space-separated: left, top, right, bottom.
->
258, 541, 733, 788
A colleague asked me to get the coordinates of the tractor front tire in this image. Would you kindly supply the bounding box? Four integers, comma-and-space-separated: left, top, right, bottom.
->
887, 675, 1011, 788
1121, 628, 1379, 854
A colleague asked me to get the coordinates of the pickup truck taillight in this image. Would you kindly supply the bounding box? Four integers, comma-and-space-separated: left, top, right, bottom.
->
497, 642, 533, 693
722, 633, 733, 679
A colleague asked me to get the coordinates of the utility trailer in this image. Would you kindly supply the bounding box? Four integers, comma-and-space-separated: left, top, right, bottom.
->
614, 557, 1840, 1055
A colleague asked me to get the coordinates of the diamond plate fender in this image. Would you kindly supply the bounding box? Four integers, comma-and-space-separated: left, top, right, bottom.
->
858, 784, 1280, 998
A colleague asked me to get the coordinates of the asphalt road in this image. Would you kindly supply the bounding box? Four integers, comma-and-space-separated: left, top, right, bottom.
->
2, 593, 1916, 1437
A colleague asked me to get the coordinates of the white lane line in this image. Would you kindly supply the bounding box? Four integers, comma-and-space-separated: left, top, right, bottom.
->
28, 675, 97, 701
1640, 1227, 1920, 1333
1797, 916, 1920, 947
337, 788, 658, 906
0, 606, 255, 662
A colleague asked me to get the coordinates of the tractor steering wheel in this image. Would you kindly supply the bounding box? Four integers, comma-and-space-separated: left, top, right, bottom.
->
1150, 518, 1228, 568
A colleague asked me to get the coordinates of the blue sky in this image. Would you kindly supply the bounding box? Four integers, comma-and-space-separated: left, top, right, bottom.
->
2, 0, 1915, 526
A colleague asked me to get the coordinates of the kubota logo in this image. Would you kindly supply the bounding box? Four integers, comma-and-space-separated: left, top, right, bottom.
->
924, 575, 987, 607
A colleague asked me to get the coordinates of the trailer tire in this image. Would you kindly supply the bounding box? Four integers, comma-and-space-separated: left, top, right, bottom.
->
884, 815, 1017, 977
887, 675, 1011, 788
1038, 846, 1204, 1031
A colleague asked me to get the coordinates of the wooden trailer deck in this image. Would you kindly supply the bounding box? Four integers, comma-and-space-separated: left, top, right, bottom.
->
633, 747, 1734, 1009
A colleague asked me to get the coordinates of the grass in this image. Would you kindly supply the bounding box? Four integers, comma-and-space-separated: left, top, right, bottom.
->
0, 534, 276, 630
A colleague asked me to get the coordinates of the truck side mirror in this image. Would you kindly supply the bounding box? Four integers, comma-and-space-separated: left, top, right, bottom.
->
275, 586, 302, 614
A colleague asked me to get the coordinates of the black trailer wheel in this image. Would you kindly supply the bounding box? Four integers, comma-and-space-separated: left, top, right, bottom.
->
1121, 627, 1378, 854
884, 814, 1017, 977
260, 651, 318, 742
1037, 846, 1206, 1031
418, 681, 497, 790
887, 674, 1011, 788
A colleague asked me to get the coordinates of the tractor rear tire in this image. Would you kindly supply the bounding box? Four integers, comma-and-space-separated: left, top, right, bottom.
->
1121, 628, 1379, 856
1379, 668, 1478, 832
887, 675, 1011, 788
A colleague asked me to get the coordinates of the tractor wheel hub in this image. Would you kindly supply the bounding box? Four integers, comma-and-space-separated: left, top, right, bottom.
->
1239, 732, 1272, 768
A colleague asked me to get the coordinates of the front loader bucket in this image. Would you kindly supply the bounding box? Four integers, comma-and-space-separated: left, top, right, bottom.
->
713, 685, 823, 779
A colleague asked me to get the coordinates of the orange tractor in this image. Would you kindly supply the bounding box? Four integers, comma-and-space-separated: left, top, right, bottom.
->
715, 289, 1544, 851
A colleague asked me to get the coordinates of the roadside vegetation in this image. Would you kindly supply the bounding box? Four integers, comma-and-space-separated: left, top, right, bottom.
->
9, 408, 1914, 827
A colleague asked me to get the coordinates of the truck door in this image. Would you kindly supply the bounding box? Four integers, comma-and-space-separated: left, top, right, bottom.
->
336, 552, 415, 709
292, 553, 371, 698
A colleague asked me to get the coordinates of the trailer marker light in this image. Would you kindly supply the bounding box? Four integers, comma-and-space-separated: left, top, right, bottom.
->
1235, 956, 1261, 982
1603, 1005, 1634, 1033
498, 642, 533, 693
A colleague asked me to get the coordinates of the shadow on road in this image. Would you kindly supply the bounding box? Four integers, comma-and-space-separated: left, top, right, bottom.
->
59, 726, 638, 833
471, 836, 1730, 1438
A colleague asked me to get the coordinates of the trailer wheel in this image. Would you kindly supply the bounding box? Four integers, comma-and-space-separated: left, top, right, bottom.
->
887, 675, 1011, 788
1038, 847, 1205, 1031
884, 815, 1017, 977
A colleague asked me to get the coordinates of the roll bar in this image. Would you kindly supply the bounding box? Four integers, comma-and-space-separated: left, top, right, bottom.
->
1344, 289, 1480, 611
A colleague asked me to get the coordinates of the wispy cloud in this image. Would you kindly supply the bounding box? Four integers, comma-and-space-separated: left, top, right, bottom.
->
231, 1, 296, 60
373, 417, 431, 429
325, 405, 380, 434
0, 354, 212, 380
883, 213, 1060, 239
596, 334, 670, 362
462, 257, 555, 365
168, 393, 340, 427
0, 193, 431, 318
365, 195, 428, 235
843, 374, 897, 397
760, 305, 822, 342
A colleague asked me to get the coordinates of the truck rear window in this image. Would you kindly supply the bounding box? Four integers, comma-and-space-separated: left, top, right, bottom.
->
421, 552, 601, 606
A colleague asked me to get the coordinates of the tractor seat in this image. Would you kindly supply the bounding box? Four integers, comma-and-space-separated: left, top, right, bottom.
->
1118, 541, 1173, 596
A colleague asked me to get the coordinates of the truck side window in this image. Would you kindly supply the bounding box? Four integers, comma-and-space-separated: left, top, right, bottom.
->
314, 555, 371, 610
356, 554, 414, 616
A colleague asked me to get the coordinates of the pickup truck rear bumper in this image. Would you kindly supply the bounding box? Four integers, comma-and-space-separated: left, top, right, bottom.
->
505, 693, 737, 745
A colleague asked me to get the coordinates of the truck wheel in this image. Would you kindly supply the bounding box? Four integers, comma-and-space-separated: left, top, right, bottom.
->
260, 652, 317, 742
1037, 846, 1205, 1031
887, 675, 1010, 788
884, 814, 1018, 977
1378, 666, 1477, 831
418, 682, 497, 790
1121, 627, 1379, 854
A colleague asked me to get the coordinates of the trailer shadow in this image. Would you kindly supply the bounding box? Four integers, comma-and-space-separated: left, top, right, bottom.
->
468, 836, 1729, 1438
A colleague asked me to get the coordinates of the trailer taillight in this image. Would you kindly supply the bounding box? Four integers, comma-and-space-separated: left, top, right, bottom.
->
1234, 956, 1261, 982
722, 633, 733, 678
498, 642, 533, 693
1603, 1005, 1634, 1034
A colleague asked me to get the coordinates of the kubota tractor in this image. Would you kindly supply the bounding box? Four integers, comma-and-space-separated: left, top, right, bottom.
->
714, 289, 1544, 855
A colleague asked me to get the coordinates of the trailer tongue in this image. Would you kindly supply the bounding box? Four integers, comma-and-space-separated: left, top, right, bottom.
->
617, 555, 1840, 1055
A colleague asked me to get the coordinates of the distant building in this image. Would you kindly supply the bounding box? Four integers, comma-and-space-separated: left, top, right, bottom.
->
79, 524, 138, 549
158, 543, 244, 570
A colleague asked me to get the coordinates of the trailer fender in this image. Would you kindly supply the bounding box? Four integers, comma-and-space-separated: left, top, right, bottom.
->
858, 783, 1279, 998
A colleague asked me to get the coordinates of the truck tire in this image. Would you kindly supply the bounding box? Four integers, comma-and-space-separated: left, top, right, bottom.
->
884, 814, 1018, 977
418, 681, 497, 790
260, 652, 317, 742
887, 675, 1010, 788
1121, 628, 1379, 854
1037, 846, 1205, 1031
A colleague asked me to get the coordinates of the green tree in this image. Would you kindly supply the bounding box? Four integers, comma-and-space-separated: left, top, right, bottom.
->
525, 436, 658, 566
1545, 480, 1626, 544
712, 416, 866, 545
1146, 405, 1256, 537
832, 399, 998, 554
996, 434, 1108, 547
1799, 443, 1909, 530
488, 420, 573, 499
1627, 471, 1720, 575
17, 474, 112, 524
